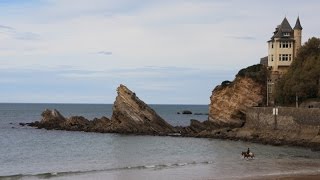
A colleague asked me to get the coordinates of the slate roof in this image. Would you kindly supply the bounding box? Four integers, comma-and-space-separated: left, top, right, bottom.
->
294, 17, 303, 30
270, 17, 294, 40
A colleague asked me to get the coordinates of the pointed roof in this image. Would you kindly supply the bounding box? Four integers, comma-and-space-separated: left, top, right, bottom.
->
279, 17, 293, 32
294, 17, 303, 30
271, 17, 293, 39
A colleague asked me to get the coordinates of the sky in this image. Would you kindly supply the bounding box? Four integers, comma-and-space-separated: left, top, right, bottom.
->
1, 0, 320, 104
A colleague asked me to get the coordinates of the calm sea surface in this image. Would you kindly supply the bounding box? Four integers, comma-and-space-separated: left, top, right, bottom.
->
0, 103, 320, 180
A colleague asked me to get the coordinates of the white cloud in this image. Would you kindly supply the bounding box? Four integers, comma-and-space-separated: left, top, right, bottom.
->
0, 0, 266, 68
1, 0, 320, 103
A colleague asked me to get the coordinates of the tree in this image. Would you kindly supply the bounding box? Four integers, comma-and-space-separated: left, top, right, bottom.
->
275, 37, 320, 105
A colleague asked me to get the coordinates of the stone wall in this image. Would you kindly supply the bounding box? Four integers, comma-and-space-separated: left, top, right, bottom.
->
242, 107, 320, 146
246, 107, 320, 129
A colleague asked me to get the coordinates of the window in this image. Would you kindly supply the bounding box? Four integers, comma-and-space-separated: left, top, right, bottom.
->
283, 32, 290, 36
271, 55, 274, 61
272, 43, 274, 48
279, 41, 291, 48
279, 54, 291, 61
268, 84, 273, 93
279, 54, 290, 61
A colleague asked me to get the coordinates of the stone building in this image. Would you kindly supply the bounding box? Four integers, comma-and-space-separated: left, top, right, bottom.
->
265, 17, 303, 106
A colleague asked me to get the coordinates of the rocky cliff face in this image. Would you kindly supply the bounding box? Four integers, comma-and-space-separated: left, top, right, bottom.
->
111, 84, 175, 135
209, 77, 265, 127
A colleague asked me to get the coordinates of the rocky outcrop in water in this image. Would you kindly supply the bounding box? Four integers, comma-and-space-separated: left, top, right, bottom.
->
28, 85, 175, 135
29, 109, 110, 132
110, 84, 175, 135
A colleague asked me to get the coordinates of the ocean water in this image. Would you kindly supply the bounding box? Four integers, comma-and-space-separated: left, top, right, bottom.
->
1, 103, 320, 180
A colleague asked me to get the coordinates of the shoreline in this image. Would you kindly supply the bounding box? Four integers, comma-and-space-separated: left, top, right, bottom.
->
246, 173, 320, 180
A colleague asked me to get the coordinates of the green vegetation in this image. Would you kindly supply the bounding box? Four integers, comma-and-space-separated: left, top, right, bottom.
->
236, 64, 268, 84
220, 80, 232, 87
275, 37, 320, 105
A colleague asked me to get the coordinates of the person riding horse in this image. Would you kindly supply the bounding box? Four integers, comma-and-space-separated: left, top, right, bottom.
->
242, 148, 254, 158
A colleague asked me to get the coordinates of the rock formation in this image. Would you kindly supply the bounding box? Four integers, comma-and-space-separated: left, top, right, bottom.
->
30, 109, 109, 132
28, 84, 175, 135
209, 64, 267, 128
110, 84, 175, 135
209, 77, 265, 127
36, 109, 67, 130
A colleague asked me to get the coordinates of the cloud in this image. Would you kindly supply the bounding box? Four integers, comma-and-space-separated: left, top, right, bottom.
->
15, 31, 40, 40
1, 0, 320, 103
0, 24, 39, 40
226, 35, 256, 40
96, 51, 112, 55
0, 25, 14, 30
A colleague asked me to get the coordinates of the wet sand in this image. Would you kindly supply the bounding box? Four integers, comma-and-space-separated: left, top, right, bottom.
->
247, 173, 320, 180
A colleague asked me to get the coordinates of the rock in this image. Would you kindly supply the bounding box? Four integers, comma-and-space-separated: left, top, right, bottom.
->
26, 85, 175, 135
182, 110, 192, 114
177, 112, 181, 114
194, 113, 208, 115
19, 123, 26, 126
36, 109, 67, 130
89, 117, 111, 133
177, 119, 218, 136
64, 116, 90, 131
209, 76, 265, 128
110, 84, 175, 135
189, 119, 207, 132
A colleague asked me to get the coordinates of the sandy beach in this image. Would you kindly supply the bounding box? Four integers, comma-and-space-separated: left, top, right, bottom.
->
247, 173, 320, 180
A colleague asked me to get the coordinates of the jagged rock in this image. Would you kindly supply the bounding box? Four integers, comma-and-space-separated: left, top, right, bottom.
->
37, 109, 67, 129
176, 119, 218, 136
26, 85, 175, 135
64, 116, 90, 131
88, 117, 111, 133
111, 84, 175, 135
209, 77, 265, 127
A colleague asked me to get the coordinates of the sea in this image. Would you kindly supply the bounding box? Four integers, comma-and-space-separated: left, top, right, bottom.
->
1, 103, 320, 180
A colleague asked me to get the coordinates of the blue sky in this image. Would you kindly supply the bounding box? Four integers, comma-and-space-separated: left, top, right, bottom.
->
1, 0, 320, 104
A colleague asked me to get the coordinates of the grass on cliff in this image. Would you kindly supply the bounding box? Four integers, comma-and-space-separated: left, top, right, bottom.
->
236, 64, 268, 84
219, 64, 268, 89
218, 64, 268, 89
275, 37, 320, 105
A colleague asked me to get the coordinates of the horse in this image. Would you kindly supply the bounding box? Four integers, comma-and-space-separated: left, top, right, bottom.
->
241, 151, 255, 159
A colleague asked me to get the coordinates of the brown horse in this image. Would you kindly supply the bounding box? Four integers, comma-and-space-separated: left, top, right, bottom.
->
241, 152, 255, 159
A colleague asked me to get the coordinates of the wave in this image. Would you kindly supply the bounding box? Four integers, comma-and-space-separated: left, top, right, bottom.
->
0, 160, 215, 179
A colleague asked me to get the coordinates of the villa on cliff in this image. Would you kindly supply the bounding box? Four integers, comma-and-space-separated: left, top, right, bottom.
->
261, 17, 303, 106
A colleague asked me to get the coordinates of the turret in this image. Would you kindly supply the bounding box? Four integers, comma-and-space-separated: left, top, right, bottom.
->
293, 17, 302, 56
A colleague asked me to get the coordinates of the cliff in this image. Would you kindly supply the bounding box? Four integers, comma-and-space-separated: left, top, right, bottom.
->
208, 64, 267, 127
